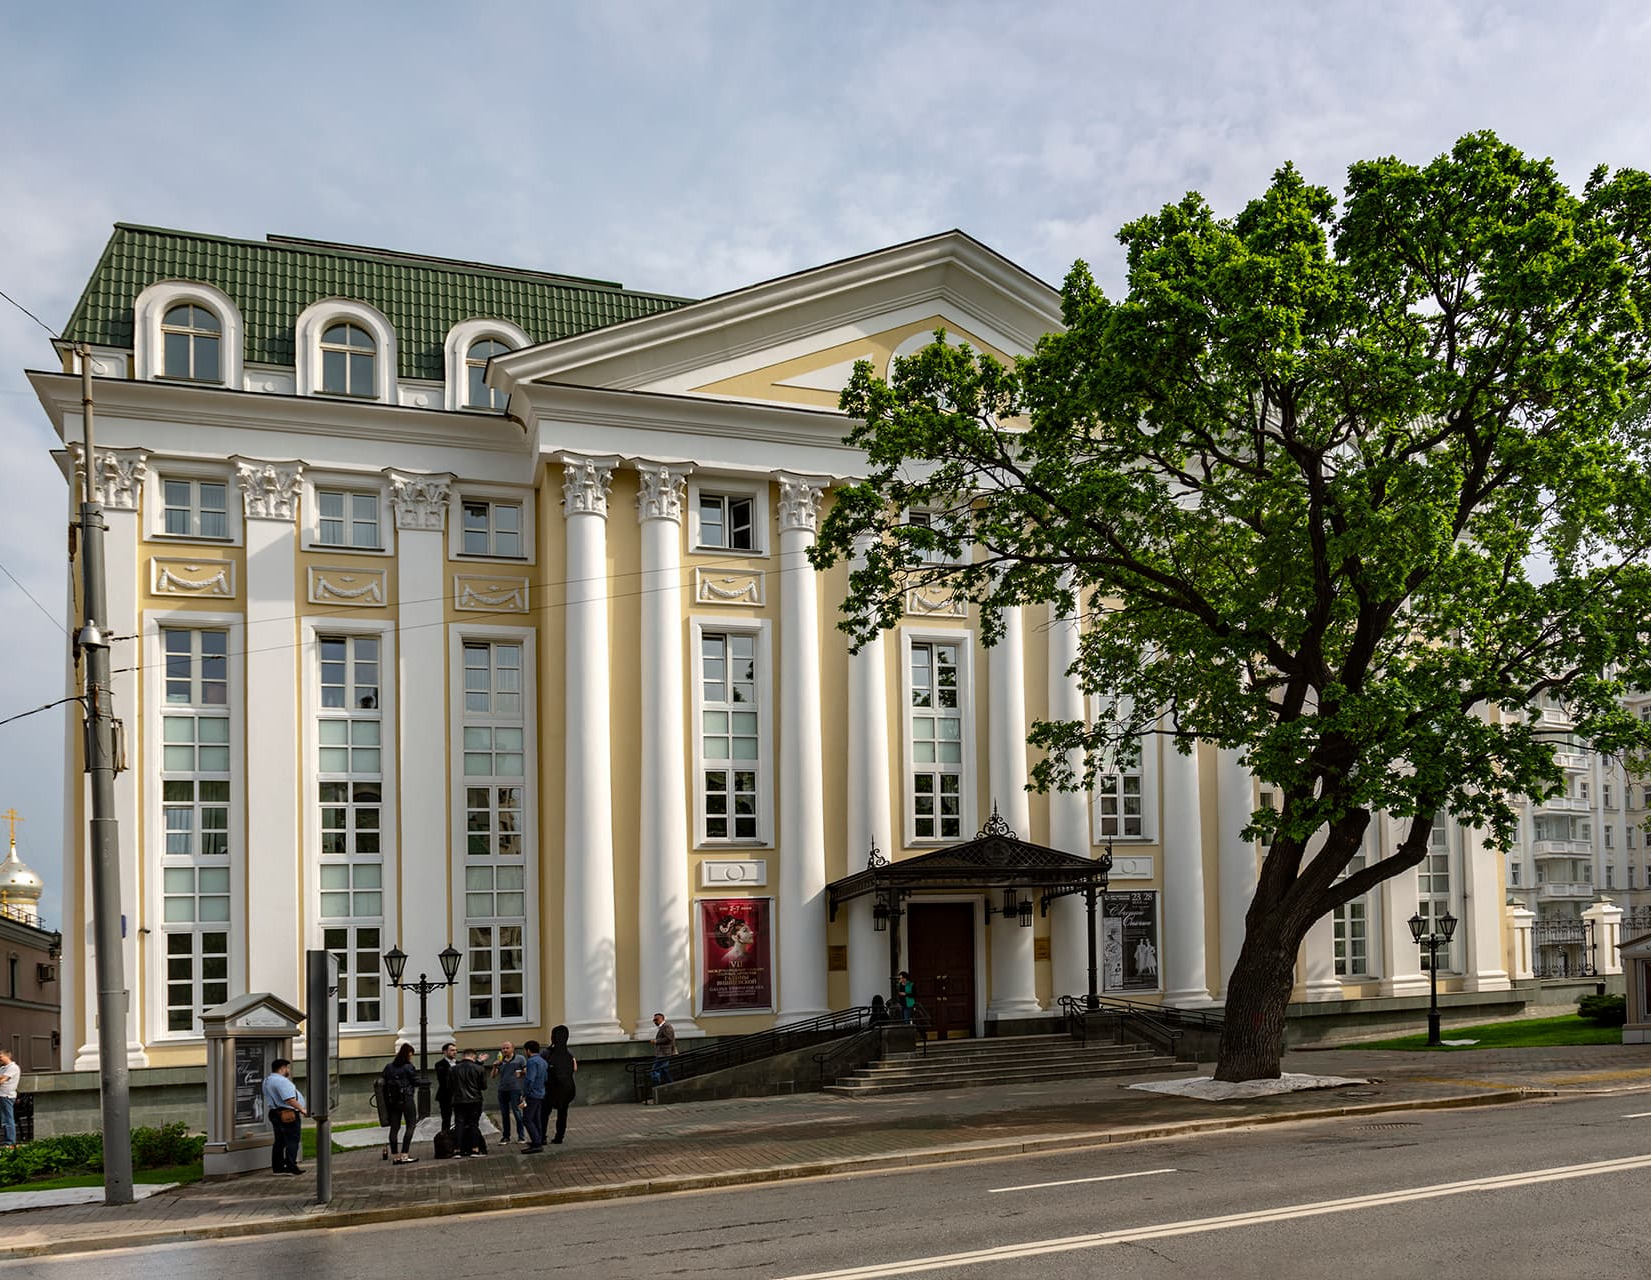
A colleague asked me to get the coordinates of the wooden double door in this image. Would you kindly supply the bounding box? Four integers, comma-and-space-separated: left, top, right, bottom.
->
907, 902, 976, 1038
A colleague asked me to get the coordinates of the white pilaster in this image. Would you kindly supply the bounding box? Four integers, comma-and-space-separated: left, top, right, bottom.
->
1216, 748, 1256, 999
388, 470, 456, 1045
1300, 912, 1343, 1001
633, 463, 700, 1037
1505, 903, 1536, 980
1160, 733, 1211, 1006
845, 534, 894, 1008
987, 606, 1040, 1018
775, 475, 830, 1022
1582, 900, 1624, 976
561, 456, 624, 1040
1046, 594, 1092, 1002
74, 446, 148, 1067
1461, 823, 1512, 991
237, 458, 304, 1006
1378, 854, 1428, 996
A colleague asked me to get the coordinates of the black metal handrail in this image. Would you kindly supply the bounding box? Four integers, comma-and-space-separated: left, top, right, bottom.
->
627, 1006, 873, 1101
1058, 993, 1221, 1055
812, 1026, 886, 1086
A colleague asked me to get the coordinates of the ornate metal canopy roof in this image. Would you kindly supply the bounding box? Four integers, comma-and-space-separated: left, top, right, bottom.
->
826, 806, 1113, 918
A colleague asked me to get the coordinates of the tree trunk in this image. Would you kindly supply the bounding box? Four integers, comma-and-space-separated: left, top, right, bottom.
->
1213, 913, 1307, 1082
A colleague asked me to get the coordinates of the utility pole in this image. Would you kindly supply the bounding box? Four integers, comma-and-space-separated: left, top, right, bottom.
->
76, 344, 134, 1205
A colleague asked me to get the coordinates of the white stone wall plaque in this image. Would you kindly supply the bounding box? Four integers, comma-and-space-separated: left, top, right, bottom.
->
905, 585, 967, 618
454, 574, 529, 613
1109, 854, 1154, 881
694, 567, 764, 606
308, 566, 387, 607
700, 859, 767, 888
152, 558, 236, 598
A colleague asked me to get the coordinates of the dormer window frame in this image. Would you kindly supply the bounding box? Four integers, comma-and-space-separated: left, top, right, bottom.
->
442, 319, 530, 412
295, 299, 397, 403
133, 281, 245, 388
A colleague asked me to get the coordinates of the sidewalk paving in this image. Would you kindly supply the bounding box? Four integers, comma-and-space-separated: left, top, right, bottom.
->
3, 1043, 1648, 1260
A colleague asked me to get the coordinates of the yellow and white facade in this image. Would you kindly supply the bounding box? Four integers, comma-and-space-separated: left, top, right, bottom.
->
30, 226, 1519, 1069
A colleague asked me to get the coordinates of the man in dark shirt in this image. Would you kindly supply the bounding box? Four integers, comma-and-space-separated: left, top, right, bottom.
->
450, 1048, 488, 1157
434, 1041, 458, 1133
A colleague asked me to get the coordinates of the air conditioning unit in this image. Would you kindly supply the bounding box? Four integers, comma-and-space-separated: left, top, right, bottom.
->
36, 963, 56, 983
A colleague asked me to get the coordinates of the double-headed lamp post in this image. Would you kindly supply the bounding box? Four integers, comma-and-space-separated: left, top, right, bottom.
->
1407, 910, 1458, 1047
383, 943, 462, 1117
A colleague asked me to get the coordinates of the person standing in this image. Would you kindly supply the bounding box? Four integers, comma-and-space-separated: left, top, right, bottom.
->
519, 1038, 547, 1153
0, 1050, 20, 1147
650, 1012, 676, 1085
261, 1057, 307, 1175
491, 1041, 526, 1144
896, 971, 916, 1023
450, 1048, 487, 1157
434, 1041, 458, 1134
544, 1025, 578, 1145
382, 1042, 420, 1164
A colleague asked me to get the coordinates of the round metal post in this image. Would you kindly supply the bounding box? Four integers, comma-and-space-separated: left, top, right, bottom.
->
1426, 937, 1443, 1047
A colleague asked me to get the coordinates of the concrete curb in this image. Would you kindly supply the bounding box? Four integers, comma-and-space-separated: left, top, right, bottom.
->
0, 1088, 1544, 1260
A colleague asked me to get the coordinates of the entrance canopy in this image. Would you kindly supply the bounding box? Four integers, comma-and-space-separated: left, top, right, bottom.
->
827, 808, 1113, 920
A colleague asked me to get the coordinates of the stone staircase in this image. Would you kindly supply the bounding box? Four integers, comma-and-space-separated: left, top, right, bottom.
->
822, 1032, 1189, 1097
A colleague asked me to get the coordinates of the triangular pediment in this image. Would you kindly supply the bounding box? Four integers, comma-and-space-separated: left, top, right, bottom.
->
492, 231, 1061, 411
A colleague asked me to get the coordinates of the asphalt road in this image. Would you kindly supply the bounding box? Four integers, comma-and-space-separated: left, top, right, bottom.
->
6, 1091, 1651, 1279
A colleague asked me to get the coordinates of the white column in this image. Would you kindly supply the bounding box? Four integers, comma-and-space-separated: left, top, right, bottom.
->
1461, 823, 1512, 991
1160, 733, 1211, 1005
845, 534, 893, 1008
75, 447, 148, 1068
562, 456, 624, 1040
1378, 851, 1428, 996
1300, 913, 1342, 1000
388, 471, 456, 1046
237, 459, 304, 1006
1047, 594, 1092, 1001
775, 475, 830, 1022
634, 463, 700, 1038
1582, 900, 1624, 976
1506, 903, 1536, 980
1216, 748, 1256, 999
987, 606, 1040, 1018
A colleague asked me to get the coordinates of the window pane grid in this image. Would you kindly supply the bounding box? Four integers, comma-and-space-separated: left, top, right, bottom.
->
161, 478, 228, 539
910, 643, 962, 838
466, 924, 525, 1021
701, 633, 761, 839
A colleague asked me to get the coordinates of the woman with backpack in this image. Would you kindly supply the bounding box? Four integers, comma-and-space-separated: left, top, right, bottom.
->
543, 1025, 578, 1145
382, 1041, 420, 1164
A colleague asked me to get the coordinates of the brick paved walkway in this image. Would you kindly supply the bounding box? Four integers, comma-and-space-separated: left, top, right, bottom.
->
1, 1044, 1647, 1260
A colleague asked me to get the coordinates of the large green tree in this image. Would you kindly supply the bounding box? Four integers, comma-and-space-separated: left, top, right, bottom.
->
814, 133, 1651, 1080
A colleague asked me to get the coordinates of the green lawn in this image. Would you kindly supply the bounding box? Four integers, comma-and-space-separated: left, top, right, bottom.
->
0, 1163, 204, 1193
1360, 1014, 1623, 1050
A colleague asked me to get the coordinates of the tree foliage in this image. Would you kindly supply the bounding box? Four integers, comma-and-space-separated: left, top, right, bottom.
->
813, 133, 1651, 1078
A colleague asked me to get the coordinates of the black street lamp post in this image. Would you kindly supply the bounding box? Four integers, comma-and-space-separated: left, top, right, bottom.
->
383, 943, 463, 1118
1407, 910, 1458, 1047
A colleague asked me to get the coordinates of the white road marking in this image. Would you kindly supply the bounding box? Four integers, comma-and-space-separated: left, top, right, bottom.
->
777, 1152, 1651, 1279
988, 1168, 1176, 1194
1623, 1111, 1651, 1119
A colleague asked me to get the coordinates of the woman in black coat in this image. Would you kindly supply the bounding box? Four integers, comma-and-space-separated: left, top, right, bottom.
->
383, 1042, 420, 1163
542, 1025, 577, 1145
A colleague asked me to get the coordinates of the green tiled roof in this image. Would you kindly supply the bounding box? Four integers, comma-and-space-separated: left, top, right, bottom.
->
61, 224, 692, 381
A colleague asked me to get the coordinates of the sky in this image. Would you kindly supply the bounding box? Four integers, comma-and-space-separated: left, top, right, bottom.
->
2, 0, 1650, 928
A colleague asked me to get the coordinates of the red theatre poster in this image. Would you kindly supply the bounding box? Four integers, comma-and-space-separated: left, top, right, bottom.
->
699, 898, 773, 1013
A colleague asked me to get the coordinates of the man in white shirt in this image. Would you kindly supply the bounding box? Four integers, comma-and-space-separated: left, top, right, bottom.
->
0, 1050, 20, 1147
261, 1057, 307, 1175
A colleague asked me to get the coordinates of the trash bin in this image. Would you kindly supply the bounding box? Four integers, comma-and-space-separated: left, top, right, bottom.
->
14, 1093, 34, 1144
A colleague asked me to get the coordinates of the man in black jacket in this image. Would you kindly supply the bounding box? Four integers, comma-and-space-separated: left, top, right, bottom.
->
450, 1048, 488, 1157
434, 1042, 458, 1133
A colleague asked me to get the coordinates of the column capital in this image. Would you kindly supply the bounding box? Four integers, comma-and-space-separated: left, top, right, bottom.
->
561, 454, 619, 519
71, 444, 148, 510
634, 461, 691, 524
776, 473, 828, 535
234, 457, 303, 521
386, 469, 454, 531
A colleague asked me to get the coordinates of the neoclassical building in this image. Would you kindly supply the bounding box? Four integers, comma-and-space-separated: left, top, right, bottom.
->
29, 224, 1521, 1069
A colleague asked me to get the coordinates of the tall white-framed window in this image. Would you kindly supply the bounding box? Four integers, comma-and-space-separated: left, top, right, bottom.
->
452, 628, 536, 1025
691, 618, 773, 846
295, 299, 397, 402
467, 338, 510, 410
160, 303, 222, 382
901, 632, 974, 843
1090, 695, 1158, 845
319, 322, 378, 398
155, 622, 237, 1036
1333, 853, 1370, 978
1510, 861, 1521, 886
315, 633, 386, 1028
687, 477, 768, 555
162, 476, 230, 540
442, 318, 529, 412
1418, 814, 1454, 971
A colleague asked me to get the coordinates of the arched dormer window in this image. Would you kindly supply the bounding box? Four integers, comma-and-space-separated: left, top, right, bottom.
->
467, 339, 510, 410
442, 318, 530, 412
133, 281, 244, 387
161, 304, 222, 382
294, 299, 397, 402
320, 322, 377, 398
